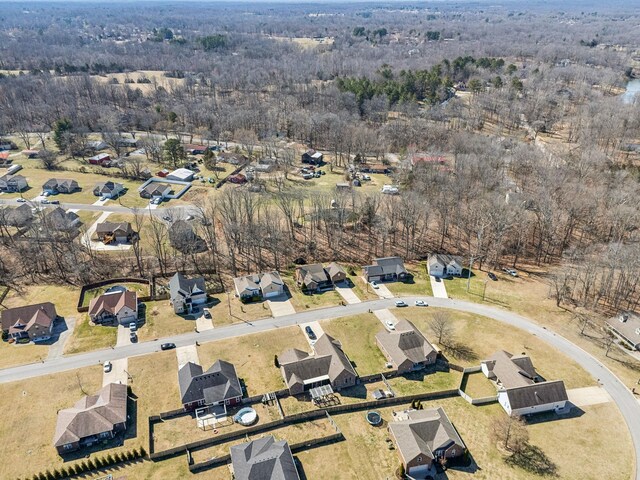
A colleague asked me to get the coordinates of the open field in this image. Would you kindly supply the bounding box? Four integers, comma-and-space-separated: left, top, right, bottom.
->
64, 315, 117, 354
197, 325, 310, 396
207, 292, 273, 327
321, 313, 387, 375
137, 299, 195, 341
396, 307, 595, 390
384, 262, 434, 297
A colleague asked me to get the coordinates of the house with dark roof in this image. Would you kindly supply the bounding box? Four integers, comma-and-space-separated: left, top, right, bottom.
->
605, 311, 640, 351
279, 334, 357, 395
93, 181, 124, 199
389, 407, 466, 478
362, 257, 408, 283
139, 182, 172, 199
2, 203, 34, 227
0, 174, 28, 192
53, 383, 127, 455
42, 178, 79, 194
230, 435, 300, 480
43, 207, 81, 232
295, 262, 347, 292
302, 149, 323, 165
95, 222, 136, 244
178, 359, 243, 411
376, 320, 437, 374
88, 290, 138, 326
169, 272, 207, 314
481, 350, 568, 416
1, 302, 58, 342
428, 254, 464, 277
233, 271, 285, 301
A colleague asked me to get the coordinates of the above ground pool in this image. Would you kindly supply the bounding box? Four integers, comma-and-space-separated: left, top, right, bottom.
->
234, 407, 258, 426
366, 411, 382, 426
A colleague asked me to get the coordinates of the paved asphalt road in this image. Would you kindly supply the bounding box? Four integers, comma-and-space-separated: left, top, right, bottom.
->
0, 198, 198, 216
1, 295, 638, 478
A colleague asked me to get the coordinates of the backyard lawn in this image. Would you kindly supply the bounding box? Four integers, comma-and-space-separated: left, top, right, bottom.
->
197, 326, 310, 396
81, 282, 149, 308
460, 371, 497, 399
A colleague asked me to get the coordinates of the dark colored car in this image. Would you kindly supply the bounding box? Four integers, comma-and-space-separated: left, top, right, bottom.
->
160, 342, 176, 350
305, 326, 316, 340
50, 200, 60, 204
488, 272, 498, 281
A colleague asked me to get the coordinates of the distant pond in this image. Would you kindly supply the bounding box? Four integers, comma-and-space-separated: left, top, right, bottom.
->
621, 79, 640, 104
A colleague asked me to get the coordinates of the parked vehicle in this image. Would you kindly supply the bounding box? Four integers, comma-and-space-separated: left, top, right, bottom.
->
502, 267, 518, 277
305, 326, 316, 340
395, 300, 407, 307
415, 300, 428, 306
16, 198, 26, 203
40, 199, 50, 204
302, 173, 313, 180
129, 322, 137, 331
371, 281, 379, 289
385, 320, 395, 330
160, 343, 176, 350
203, 309, 212, 319
100, 196, 108, 201
50, 200, 60, 204
130, 332, 138, 343
103, 361, 112, 373
488, 272, 498, 281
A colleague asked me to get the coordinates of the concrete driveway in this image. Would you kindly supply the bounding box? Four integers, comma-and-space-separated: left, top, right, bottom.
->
300, 321, 325, 347
335, 283, 361, 304
367, 279, 394, 299
374, 309, 398, 329
47, 316, 77, 360
267, 294, 296, 317
567, 386, 612, 408
429, 276, 448, 298
102, 324, 131, 386
194, 309, 214, 332
176, 344, 200, 369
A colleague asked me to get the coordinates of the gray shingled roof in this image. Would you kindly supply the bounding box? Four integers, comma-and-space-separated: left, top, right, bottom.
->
230, 435, 300, 480
178, 360, 242, 405
389, 407, 465, 465
376, 320, 436, 367
296, 264, 329, 287
504, 380, 568, 410
53, 383, 127, 447
363, 256, 407, 277
483, 350, 538, 389
169, 272, 206, 300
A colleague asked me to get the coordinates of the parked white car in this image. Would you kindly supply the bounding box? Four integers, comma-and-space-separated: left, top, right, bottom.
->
381, 184, 399, 195
103, 361, 112, 373
385, 320, 396, 330
415, 300, 428, 306
370, 281, 379, 289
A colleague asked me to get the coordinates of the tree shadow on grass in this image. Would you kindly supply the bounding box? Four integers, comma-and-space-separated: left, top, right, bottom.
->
444, 341, 478, 363
505, 444, 558, 477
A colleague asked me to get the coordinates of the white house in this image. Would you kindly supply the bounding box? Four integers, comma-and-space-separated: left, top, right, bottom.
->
94, 181, 124, 199
428, 254, 464, 277
482, 350, 568, 417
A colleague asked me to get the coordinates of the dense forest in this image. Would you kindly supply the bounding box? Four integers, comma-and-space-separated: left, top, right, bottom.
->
0, 0, 639, 316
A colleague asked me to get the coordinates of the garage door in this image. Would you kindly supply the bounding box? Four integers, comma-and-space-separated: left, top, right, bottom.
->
408, 464, 430, 477
264, 290, 280, 298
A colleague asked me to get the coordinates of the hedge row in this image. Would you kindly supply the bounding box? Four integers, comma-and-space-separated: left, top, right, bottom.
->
24, 447, 146, 480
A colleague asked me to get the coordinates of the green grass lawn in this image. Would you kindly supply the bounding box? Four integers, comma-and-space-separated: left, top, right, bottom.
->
137, 300, 194, 342
321, 313, 387, 375
64, 315, 117, 354
386, 369, 463, 396
460, 371, 497, 398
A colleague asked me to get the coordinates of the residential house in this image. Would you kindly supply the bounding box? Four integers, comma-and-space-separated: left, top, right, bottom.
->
428, 254, 464, 277
295, 264, 332, 292
139, 182, 172, 199
409, 154, 446, 169
42, 178, 79, 194
88, 290, 138, 326
280, 333, 357, 395
178, 360, 243, 411
95, 222, 136, 244
376, 320, 437, 374
86, 140, 108, 151
481, 350, 568, 416
233, 271, 285, 301
1, 302, 58, 342
228, 173, 247, 184
605, 311, 640, 351
93, 181, 124, 199
362, 257, 408, 283
185, 144, 208, 155
44, 207, 81, 232
2, 203, 34, 227
389, 407, 466, 478
230, 436, 300, 480
0, 174, 28, 192
325, 262, 347, 284
53, 383, 128, 455
167, 168, 195, 182
360, 164, 388, 174
22, 149, 40, 159
169, 272, 207, 314
168, 220, 207, 253
302, 149, 323, 165
0, 151, 10, 166
88, 153, 111, 166
218, 152, 248, 165
0, 140, 17, 151
116, 138, 137, 148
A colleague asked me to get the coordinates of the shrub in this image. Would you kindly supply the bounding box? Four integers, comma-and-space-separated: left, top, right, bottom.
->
140, 446, 147, 458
